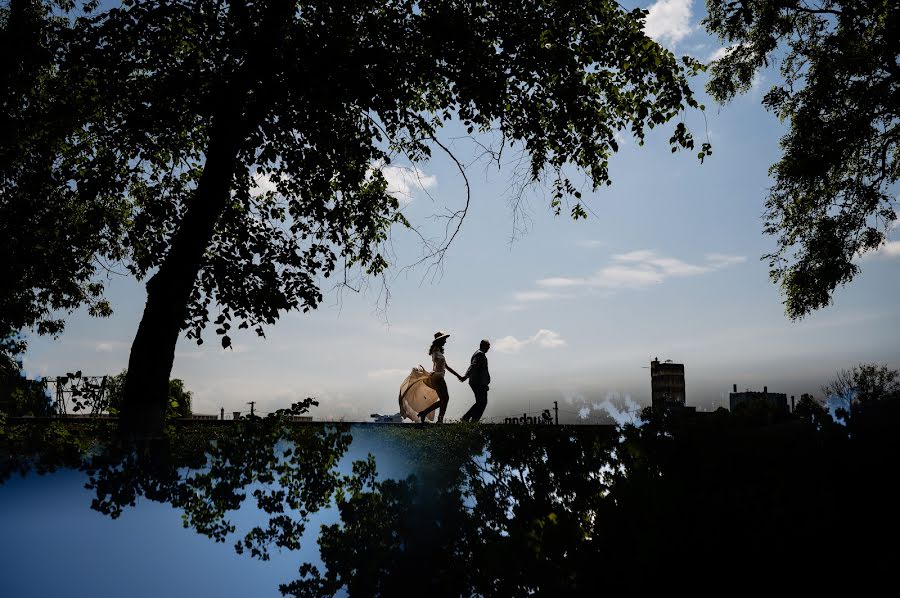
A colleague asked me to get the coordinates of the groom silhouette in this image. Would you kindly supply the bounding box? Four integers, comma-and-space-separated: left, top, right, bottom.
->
459, 339, 491, 422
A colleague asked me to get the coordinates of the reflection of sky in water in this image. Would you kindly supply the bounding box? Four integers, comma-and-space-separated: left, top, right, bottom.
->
5, 420, 861, 592
0, 425, 418, 598
462, 450, 513, 532
824, 393, 852, 426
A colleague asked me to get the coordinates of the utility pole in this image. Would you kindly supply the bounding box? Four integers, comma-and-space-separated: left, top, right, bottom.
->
247, 401, 256, 416
553, 401, 559, 425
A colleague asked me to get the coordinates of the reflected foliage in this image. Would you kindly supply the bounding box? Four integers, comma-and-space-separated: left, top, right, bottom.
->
88, 414, 350, 560
2, 410, 899, 594
0, 346, 53, 417
794, 392, 838, 431
821, 362, 900, 426
298, 421, 895, 594
824, 362, 900, 406
2, 399, 352, 561
286, 418, 899, 594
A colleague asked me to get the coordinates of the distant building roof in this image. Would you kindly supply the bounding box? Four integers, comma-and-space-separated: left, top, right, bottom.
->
729, 386, 788, 413
371, 412, 403, 423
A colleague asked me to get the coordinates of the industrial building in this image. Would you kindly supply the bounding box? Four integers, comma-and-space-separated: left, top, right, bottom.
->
650, 357, 687, 413
729, 384, 788, 414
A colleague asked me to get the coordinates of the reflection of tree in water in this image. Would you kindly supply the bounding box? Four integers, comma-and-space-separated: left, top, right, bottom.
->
294, 418, 900, 595
1, 400, 352, 563
3, 409, 900, 594
87, 416, 352, 559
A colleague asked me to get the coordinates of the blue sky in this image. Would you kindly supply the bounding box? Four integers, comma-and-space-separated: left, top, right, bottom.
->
21, 0, 900, 423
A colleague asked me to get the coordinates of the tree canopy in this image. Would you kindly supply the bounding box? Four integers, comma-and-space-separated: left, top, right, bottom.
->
3, 0, 709, 432
823, 362, 900, 407
0, 0, 124, 354
704, 0, 899, 319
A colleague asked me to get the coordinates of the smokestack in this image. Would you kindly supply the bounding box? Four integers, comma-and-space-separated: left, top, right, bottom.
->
764, 385, 768, 394
220, 407, 225, 420
733, 384, 737, 393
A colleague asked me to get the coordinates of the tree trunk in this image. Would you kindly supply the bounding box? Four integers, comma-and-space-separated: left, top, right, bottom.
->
121, 118, 243, 437
120, 1, 294, 437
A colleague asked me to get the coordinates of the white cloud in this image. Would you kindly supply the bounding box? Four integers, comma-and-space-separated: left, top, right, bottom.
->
95, 341, 129, 353
534, 277, 586, 289
493, 329, 566, 354
378, 163, 437, 204
644, 0, 694, 46
252, 173, 279, 195
706, 253, 748, 268
512, 290, 565, 302
640, 256, 709, 277
597, 264, 665, 288
874, 240, 900, 258
750, 71, 764, 92
889, 207, 900, 231
613, 249, 657, 263
707, 45, 738, 62
534, 249, 745, 295
532, 329, 567, 348
856, 227, 900, 260
254, 167, 437, 203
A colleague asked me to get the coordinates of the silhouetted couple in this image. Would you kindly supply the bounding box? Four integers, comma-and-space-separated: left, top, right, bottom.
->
417, 332, 491, 423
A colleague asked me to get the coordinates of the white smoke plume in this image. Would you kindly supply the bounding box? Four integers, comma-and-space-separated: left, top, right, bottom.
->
561, 391, 644, 427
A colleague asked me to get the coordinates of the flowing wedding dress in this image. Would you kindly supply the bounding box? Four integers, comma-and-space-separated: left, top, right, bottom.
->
398, 366, 439, 422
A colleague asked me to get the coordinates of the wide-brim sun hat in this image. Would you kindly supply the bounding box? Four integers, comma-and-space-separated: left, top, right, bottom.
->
433, 331, 450, 341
